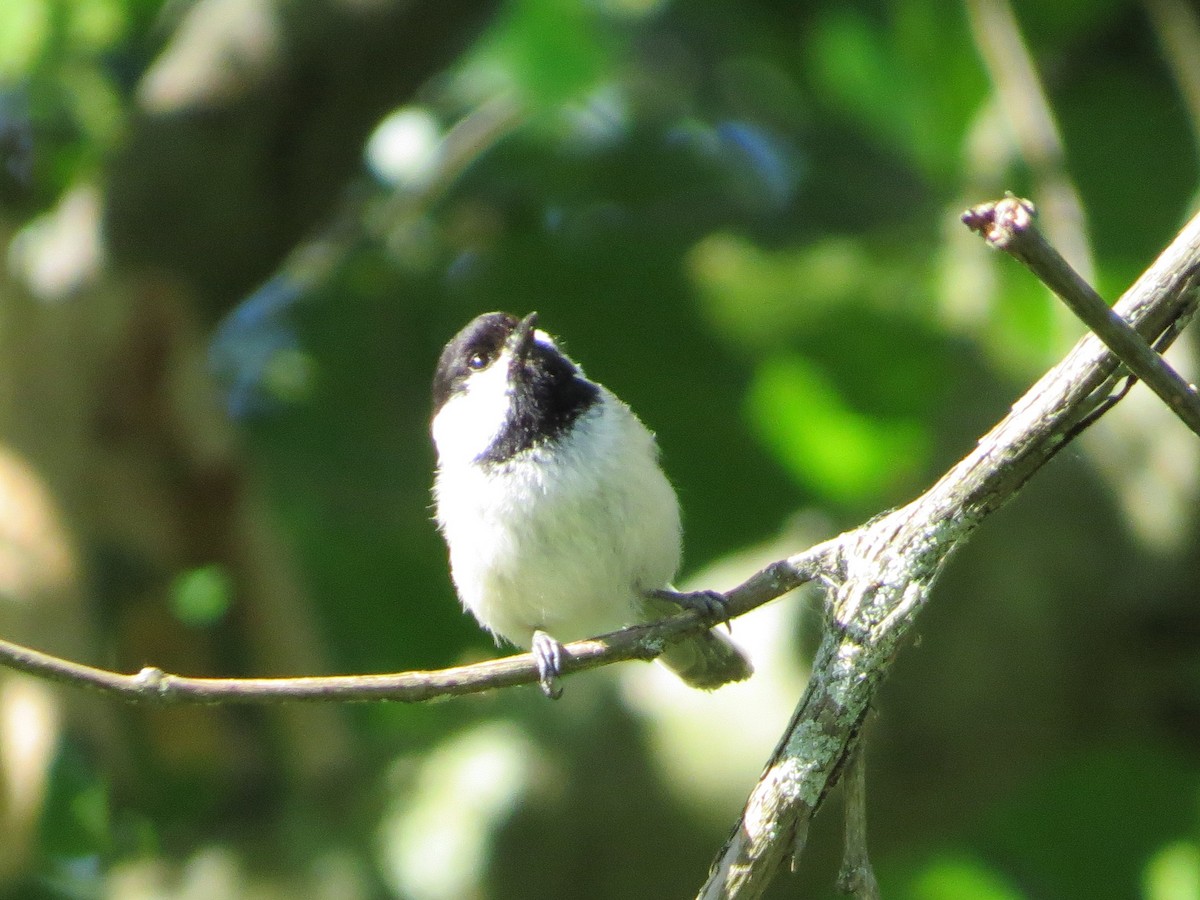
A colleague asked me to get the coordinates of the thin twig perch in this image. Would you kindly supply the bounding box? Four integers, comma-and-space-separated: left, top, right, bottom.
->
0, 549, 831, 704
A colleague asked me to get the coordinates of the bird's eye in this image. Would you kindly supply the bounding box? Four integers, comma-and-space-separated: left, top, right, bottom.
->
467, 351, 491, 371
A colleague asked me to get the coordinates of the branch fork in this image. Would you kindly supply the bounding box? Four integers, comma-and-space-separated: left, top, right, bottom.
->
697, 200, 1200, 898
964, 195, 1200, 436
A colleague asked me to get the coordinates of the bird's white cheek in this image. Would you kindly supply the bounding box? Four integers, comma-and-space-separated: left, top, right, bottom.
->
431, 359, 512, 466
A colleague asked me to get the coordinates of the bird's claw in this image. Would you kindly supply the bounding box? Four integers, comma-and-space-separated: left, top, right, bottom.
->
531, 629, 565, 699
648, 588, 733, 633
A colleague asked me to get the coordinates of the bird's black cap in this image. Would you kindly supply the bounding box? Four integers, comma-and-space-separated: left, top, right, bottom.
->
432, 312, 600, 463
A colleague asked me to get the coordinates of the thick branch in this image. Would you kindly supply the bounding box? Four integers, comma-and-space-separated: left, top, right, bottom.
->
0, 548, 831, 704
699, 205, 1200, 898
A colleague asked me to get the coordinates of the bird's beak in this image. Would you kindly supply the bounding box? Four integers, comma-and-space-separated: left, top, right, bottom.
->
511, 311, 538, 360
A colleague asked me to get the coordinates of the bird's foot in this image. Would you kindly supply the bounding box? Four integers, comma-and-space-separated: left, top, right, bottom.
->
648, 588, 733, 632
531, 629, 565, 699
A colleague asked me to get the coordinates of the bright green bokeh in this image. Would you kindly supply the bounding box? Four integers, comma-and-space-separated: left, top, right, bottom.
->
170, 564, 234, 627
464, 0, 611, 112
690, 234, 886, 350
1144, 841, 1200, 900
0, 0, 49, 78
809, 3, 985, 180
907, 853, 1023, 900
746, 354, 928, 505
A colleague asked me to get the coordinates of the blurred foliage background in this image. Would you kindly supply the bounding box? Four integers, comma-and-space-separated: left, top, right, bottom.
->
1, 0, 1199, 897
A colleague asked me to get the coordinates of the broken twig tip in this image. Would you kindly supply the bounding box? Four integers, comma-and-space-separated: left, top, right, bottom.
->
961, 194, 1037, 248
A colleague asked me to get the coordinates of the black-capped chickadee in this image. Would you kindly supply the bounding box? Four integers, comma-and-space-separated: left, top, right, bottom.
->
432, 311, 752, 698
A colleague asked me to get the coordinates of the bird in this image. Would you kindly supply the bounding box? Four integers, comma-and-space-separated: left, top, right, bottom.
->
430, 311, 752, 697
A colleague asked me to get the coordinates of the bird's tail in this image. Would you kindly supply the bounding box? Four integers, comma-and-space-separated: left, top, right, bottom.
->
657, 628, 753, 689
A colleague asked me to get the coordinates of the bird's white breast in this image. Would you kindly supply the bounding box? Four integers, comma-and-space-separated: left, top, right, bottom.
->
432, 390, 681, 647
